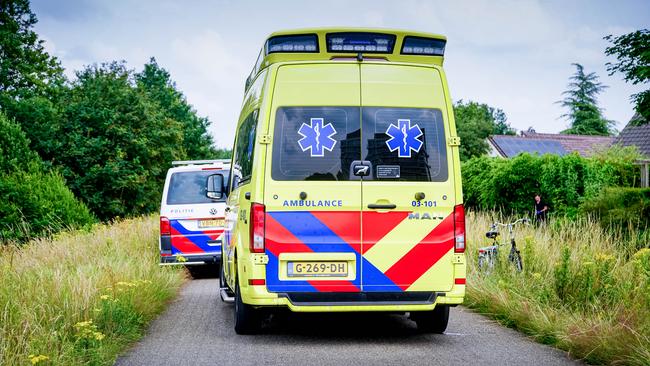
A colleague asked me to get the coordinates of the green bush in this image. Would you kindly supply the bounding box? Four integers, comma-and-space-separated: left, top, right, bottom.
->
0, 112, 95, 242
462, 148, 640, 216
580, 187, 650, 230
0, 170, 96, 242
0, 110, 40, 174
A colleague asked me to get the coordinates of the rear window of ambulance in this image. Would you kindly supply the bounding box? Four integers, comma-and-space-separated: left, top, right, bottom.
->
166, 170, 230, 205
271, 107, 360, 181
362, 107, 448, 182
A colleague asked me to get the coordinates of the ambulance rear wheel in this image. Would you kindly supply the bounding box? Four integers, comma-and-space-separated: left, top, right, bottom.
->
412, 305, 449, 334
234, 277, 260, 334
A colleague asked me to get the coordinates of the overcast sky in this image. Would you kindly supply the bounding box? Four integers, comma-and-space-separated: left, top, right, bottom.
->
31, 0, 648, 148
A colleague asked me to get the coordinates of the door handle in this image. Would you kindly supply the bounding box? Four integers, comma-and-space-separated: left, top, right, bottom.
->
367, 203, 397, 209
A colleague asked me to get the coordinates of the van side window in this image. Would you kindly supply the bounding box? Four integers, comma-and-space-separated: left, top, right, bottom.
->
232, 110, 259, 189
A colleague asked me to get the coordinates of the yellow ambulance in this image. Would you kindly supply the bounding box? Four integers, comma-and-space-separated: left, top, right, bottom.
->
210, 28, 466, 334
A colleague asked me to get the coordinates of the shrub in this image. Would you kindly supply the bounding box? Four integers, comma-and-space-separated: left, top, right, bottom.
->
0, 110, 39, 174
0, 170, 96, 242
580, 187, 650, 231
0, 111, 95, 243
462, 149, 641, 217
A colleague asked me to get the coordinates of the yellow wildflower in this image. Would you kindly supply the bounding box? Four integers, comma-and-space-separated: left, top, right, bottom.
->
595, 252, 614, 262
176, 255, 187, 263
93, 331, 105, 341
633, 248, 650, 260
74, 320, 93, 329
28, 354, 49, 365
100, 294, 111, 300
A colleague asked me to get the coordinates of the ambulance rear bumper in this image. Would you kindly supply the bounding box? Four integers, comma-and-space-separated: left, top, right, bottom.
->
279, 291, 439, 306
241, 285, 465, 312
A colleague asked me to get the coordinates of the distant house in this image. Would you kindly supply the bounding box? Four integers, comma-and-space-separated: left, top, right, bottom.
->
614, 113, 650, 187
615, 114, 650, 158
487, 128, 614, 158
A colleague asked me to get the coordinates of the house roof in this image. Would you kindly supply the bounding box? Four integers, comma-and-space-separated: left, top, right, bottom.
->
488, 131, 614, 158
488, 135, 567, 157
615, 119, 650, 158
519, 131, 614, 156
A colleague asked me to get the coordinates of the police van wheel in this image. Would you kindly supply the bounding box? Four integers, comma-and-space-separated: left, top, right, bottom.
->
234, 278, 260, 334
412, 305, 449, 334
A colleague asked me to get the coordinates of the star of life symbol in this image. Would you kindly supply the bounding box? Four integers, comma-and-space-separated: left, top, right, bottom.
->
385, 119, 424, 158
298, 118, 337, 157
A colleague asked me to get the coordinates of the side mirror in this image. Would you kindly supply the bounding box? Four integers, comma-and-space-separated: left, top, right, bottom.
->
206, 174, 224, 200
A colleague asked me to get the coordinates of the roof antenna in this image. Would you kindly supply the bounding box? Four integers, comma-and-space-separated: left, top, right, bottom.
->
356, 52, 363, 62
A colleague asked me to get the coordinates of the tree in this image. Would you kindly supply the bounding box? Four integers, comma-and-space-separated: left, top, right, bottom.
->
605, 29, 650, 124
136, 58, 216, 158
0, 111, 95, 242
558, 63, 614, 135
0, 0, 63, 100
53, 62, 185, 220
213, 148, 232, 159
454, 100, 515, 161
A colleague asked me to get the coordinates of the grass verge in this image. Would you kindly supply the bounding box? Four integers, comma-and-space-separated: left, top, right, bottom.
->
466, 211, 650, 365
0, 216, 186, 365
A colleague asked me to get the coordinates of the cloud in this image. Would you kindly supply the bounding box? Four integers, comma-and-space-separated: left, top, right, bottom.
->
168, 30, 251, 147
30, 0, 647, 147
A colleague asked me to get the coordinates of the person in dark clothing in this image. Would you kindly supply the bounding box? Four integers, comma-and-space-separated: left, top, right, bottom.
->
534, 194, 549, 222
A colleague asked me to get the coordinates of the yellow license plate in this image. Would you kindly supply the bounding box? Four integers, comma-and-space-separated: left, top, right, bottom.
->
198, 219, 224, 228
287, 261, 348, 277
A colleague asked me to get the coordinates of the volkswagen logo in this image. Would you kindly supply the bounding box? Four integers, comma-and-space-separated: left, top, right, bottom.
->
209, 208, 218, 216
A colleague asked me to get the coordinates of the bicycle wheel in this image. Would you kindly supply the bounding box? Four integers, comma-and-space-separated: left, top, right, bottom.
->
510, 249, 523, 272
478, 254, 486, 270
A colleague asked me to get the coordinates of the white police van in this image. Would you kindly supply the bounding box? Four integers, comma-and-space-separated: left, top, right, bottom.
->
159, 160, 229, 266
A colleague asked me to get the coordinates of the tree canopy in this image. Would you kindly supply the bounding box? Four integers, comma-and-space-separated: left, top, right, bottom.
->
605, 29, 650, 124
53, 62, 186, 220
0, 0, 63, 100
453, 100, 515, 161
136, 58, 216, 158
558, 63, 614, 135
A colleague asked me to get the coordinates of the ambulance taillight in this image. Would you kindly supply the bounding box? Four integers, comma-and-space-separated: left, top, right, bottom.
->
250, 203, 265, 253
160, 216, 171, 236
453, 204, 465, 253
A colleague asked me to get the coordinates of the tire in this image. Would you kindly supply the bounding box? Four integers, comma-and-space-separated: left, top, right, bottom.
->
234, 276, 260, 334
478, 255, 486, 271
510, 249, 523, 272
412, 305, 449, 334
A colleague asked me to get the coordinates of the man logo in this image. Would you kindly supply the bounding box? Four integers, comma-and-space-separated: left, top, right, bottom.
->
408, 212, 444, 220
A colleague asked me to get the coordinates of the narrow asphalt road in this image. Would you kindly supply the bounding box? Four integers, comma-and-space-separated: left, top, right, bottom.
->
116, 272, 580, 366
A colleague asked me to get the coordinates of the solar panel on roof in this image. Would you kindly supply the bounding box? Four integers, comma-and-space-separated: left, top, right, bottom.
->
492, 137, 567, 157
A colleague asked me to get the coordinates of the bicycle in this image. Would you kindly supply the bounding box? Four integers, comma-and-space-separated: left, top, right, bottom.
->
477, 218, 529, 272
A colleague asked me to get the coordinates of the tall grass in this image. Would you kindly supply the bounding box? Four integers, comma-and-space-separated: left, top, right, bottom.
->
466, 211, 650, 365
0, 216, 186, 365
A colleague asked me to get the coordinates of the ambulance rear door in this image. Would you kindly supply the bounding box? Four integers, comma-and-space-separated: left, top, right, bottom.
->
359, 64, 456, 292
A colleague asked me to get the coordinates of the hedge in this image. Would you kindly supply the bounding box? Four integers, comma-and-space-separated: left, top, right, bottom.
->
462, 150, 640, 217
581, 187, 650, 231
